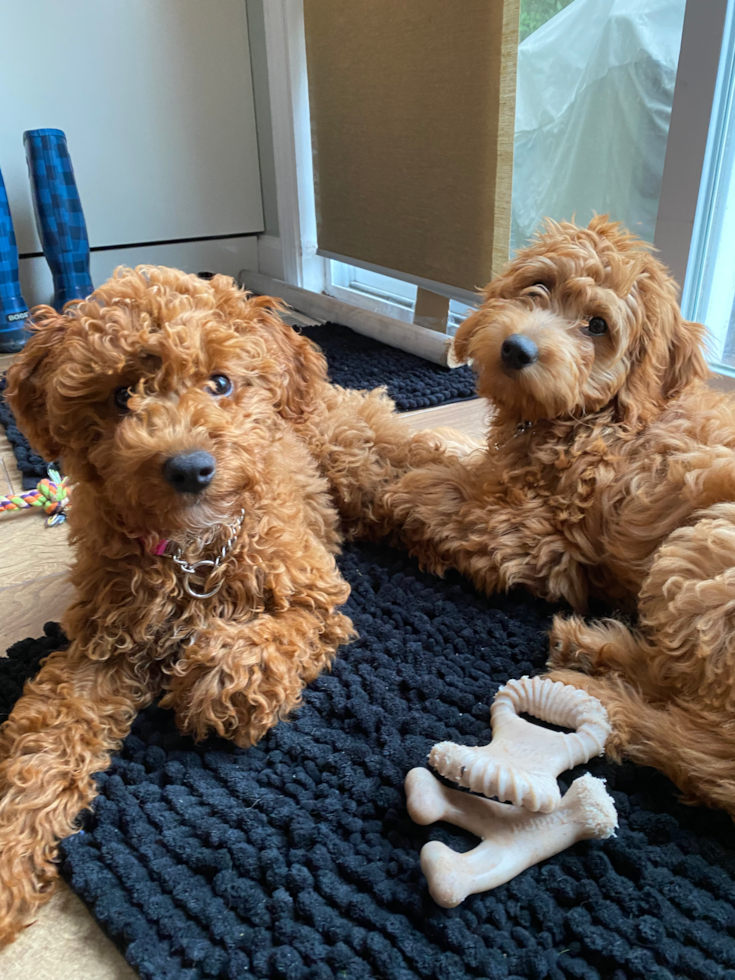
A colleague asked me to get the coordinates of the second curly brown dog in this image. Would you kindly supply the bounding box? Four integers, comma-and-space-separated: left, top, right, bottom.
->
385, 216, 735, 820
0, 266, 443, 945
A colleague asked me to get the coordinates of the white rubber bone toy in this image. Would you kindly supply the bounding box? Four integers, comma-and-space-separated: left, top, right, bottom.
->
430, 676, 612, 812
405, 767, 618, 908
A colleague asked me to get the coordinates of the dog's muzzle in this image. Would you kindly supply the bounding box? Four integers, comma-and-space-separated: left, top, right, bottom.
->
501, 334, 539, 371
163, 451, 216, 494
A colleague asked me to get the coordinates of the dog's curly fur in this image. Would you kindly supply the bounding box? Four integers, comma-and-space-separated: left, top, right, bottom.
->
0, 266, 443, 945
384, 216, 735, 819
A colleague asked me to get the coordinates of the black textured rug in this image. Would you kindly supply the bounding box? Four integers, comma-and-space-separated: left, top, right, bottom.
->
3, 542, 735, 980
299, 323, 476, 412
0, 324, 476, 487
0, 375, 49, 490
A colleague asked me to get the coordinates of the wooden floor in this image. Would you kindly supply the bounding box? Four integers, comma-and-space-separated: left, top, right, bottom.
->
0, 352, 487, 979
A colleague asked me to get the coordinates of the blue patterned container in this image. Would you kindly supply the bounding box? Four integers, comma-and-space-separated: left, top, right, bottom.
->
0, 168, 30, 353
24, 128, 93, 311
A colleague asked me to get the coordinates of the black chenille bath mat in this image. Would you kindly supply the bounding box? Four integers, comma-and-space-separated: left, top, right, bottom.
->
4, 543, 735, 980
0, 325, 477, 488
0, 375, 49, 490
298, 323, 476, 411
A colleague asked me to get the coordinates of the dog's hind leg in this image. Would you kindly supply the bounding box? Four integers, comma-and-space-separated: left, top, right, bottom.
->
547, 614, 663, 699
545, 668, 735, 817
549, 509, 735, 816
554, 506, 735, 700
0, 648, 159, 946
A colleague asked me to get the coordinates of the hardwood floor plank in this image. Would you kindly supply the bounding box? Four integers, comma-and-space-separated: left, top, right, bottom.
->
0, 574, 75, 654
0, 881, 138, 980
0, 432, 24, 496
404, 397, 488, 442
0, 516, 71, 588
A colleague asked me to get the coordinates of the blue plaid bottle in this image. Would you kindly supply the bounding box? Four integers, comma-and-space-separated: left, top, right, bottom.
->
0, 168, 30, 353
24, 129, 93, 311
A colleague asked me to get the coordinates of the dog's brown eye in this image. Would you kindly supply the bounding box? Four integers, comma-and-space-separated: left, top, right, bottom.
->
587, 317, 608, 336
113, 387, 132, 413
208, 374, 233, 397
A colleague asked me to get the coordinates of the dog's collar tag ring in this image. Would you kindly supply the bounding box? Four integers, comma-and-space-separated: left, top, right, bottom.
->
165, 509, 245, 600
172, 557, 222, 599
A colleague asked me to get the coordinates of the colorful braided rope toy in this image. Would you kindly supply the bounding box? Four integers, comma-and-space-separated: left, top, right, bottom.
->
0, 467, 70, 526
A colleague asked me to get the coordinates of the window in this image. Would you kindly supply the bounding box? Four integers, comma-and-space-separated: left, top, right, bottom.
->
519, 0, 575, 43
512, 0, 686, 251
681, 0, 735, 371
327, 262, 473, 336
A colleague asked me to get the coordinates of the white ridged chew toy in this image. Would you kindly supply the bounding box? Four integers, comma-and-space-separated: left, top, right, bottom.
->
429, 676, 612, 813
405, 767, 618, 908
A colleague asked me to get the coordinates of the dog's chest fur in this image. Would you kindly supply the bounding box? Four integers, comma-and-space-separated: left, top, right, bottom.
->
61, 477, 344, 668
485, 392, 735, 605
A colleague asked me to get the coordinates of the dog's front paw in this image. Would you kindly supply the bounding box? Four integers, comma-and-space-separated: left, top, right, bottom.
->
547, 615, 594, 674
547, 637, 594, 674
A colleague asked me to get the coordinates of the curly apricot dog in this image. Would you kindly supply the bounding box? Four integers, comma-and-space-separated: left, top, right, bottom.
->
0, 266, 441, 944
385, 216, 735, 818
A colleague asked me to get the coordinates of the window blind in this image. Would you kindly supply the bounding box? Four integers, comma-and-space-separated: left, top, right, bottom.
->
303, 0, 519, 295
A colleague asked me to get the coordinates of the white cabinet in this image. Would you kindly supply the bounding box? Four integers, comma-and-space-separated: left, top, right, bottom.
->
0, 0, 264, 302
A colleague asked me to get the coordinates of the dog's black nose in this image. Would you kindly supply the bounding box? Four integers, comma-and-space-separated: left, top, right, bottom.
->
163, 452, 216, 494
501, 334, 539, 371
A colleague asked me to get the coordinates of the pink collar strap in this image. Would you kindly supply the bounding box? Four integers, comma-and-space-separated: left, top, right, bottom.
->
139, 537, 169, 555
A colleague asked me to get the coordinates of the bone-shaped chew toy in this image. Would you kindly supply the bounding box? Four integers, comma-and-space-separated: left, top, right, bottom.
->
429, 675, 612, 812
405, 767, 617, 908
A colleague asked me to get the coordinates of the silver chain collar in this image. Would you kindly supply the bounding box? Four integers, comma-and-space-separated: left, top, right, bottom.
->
494, 420, 534, 451
169, 509, 245, 599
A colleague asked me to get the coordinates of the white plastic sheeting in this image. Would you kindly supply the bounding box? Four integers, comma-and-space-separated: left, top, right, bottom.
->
512, 0, 687, 252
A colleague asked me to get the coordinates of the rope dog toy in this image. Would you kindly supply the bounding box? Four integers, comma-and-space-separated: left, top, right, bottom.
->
0, 467, 70, 526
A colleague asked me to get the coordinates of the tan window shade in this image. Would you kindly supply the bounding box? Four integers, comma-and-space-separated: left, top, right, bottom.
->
303, 0, 519, 295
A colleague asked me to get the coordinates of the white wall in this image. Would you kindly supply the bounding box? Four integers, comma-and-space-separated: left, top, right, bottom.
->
0, 0, 264, 305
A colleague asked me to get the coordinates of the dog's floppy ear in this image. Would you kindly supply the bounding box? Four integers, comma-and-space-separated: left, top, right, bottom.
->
209, 275, 328, 420
660, 313, 709, 401
452, 308, 484, 365
5, 307, 68, 460
252, 296, 329, 420
615, 264, 709, 426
